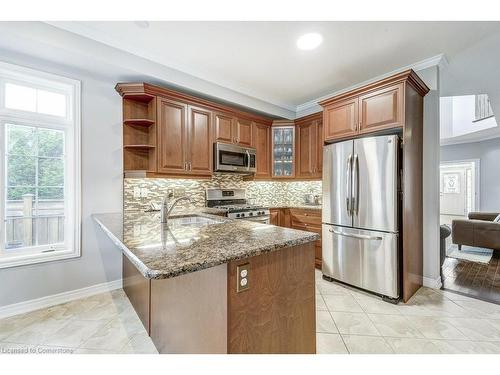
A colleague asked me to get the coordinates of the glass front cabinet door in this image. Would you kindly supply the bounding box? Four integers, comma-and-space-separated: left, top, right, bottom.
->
272, 125, 295, 178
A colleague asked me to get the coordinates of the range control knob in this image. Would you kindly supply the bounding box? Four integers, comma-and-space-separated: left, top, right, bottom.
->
249, 212, 254, 216
236, 213, 240, 218
240, 213, 245, 217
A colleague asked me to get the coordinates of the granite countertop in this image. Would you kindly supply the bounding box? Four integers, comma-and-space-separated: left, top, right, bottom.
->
267, 205, 322, 210
93, 208, 319, 280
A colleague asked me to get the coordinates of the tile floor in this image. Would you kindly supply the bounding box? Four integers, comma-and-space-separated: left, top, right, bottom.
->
1, 271, 500, 354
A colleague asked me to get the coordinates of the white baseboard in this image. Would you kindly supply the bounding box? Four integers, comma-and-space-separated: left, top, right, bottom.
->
422, 275, 443, 289
0, 279, 122, 320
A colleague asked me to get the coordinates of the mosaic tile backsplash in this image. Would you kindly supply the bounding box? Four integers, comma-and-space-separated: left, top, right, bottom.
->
124, 173, 322, 212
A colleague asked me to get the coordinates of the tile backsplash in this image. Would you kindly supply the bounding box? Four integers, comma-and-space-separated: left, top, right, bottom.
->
124, 173, 321, 212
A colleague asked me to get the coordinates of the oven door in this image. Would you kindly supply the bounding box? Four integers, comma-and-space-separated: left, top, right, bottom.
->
214, 142, 256, 173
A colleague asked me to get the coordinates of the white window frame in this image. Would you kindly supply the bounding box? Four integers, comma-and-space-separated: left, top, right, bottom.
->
0, 61, 81, 269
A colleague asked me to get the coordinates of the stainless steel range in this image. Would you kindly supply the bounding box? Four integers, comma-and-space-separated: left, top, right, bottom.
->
206, 188, 270, 224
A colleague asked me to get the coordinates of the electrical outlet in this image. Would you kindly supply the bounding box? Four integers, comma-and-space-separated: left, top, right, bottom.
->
140, 188, 149, 198
236, 263, 250, 293
174, 187, 186, 197
167, 188, 174, 197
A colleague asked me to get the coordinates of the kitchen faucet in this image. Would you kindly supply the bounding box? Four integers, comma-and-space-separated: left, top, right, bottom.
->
160, 194, 194, 224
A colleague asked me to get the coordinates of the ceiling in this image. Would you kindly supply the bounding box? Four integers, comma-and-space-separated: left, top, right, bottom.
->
50, 21, 500, 111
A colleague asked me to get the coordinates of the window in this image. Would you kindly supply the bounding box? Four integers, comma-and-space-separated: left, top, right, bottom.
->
0, 61, 81, 268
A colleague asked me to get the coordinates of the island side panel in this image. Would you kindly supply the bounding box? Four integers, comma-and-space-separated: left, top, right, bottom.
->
123, 254, 151, 334
150, 264, 228, 354
227, 243, 316, 354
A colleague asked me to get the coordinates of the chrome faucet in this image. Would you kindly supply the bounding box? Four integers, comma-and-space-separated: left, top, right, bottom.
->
160, 194, 193, 224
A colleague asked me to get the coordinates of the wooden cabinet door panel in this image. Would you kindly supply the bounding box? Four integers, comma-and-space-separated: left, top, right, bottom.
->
359, 83, 403, 133
269, 209, 280, 226
252, 122, 271, 178
235, 118, 252, 146
214, 112, 234, 143
296, 122, 315, 178
157, 98, 188, 174
315, 118, 323, 177
188, 106, 212, 176
323, 98, 358, 141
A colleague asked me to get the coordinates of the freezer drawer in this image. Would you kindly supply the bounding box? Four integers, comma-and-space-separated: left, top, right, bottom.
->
322, 224, 399, 298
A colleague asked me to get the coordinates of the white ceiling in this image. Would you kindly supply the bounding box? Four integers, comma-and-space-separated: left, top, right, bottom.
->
50, 21, 500, 110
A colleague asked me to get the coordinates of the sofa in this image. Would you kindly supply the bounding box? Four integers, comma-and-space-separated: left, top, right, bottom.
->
452, 212, 500, 257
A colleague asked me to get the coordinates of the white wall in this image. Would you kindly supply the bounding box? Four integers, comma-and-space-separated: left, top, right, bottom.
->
419, 66, 442, 288
0, 51, 123, 307
440, 95, 497, 141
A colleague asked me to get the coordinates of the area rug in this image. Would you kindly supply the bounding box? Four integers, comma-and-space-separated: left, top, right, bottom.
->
447, 244, 493, 264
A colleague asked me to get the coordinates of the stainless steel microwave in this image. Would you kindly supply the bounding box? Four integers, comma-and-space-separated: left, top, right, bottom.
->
214, 142, 256, 173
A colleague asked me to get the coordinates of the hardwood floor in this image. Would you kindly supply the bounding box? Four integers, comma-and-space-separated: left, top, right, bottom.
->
442, 256, 500, 304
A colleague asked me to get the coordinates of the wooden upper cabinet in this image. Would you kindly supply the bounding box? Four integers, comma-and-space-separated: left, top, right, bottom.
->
315, 118, 323, 177
252, 122, 271, 178
235, 118, 252, 146
359, 83, 403, 134
214, 112, 234, 144
296, 121, 315, 178
157, 98, 188, 174
187, 106, 213, 176
323, 98, 358, 142
294, 113, 323, 179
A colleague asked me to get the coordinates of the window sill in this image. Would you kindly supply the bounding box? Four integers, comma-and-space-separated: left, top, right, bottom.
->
0, 248, 80, 269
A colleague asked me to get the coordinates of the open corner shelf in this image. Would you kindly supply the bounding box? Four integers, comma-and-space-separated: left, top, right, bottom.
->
124, 144, 156, 149
123, 93, 155, 103
124, 118, 155, 126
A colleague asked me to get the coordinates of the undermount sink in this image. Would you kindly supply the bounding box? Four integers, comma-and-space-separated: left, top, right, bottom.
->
166, 215, 224, 227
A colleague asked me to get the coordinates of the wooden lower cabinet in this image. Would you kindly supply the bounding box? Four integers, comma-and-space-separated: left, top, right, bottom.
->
269, 208, 322, 269
123, 245, 316, 354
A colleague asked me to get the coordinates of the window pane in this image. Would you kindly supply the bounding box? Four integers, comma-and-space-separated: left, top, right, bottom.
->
5, 83, 37, 112
37, 128, 64, 157
6, 187, 36, 201
5, 188, 35, 250
6, 124, 36, 156
37, 89, 67, 117
38, 187, 64, 200
38, 158, 64, 187
7, 155, 36, 186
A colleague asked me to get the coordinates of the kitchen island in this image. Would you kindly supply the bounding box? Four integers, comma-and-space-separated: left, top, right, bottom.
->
93, 210, 319, 354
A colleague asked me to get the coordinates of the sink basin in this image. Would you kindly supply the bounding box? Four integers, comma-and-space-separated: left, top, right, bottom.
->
167, 215, 224, 227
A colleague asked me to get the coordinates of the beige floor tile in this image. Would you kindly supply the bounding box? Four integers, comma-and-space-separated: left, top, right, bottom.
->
0, 309, 49, 341
323, 295, 363, 313
453, 299, 500, 319
79, 316, 145, 352
42, 320, 108, 348
342, 335, 393, 354
385, 337, 442, 354
354, 295, 401, 315
4, 317, 72, 345
448, 318, 500, 341
331, 311, 380, 336
431, 339, 500, 354
316, 294, 328, 311
404, 316, 467, 340
316, 280, 352, 296
120, 332, 158, 354
316, 311, 338, 334
367, 314, 424, 338
316, 333, 348, 354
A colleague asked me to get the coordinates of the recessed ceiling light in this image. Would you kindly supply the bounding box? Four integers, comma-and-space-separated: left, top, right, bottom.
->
134, 21, 150, 29
297, 33, 323, 51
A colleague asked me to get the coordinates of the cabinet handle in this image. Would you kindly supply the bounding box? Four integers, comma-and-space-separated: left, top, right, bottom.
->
189, 162, 192, 171
184, 162, 187, 171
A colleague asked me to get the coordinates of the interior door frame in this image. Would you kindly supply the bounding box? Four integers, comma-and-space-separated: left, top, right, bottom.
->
440, 159, 480, 214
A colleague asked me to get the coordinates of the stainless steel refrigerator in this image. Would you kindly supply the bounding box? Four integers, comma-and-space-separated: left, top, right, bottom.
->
322, 134, 400, 300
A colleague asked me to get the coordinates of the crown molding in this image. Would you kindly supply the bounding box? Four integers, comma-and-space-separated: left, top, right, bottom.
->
295, 54, 447, 118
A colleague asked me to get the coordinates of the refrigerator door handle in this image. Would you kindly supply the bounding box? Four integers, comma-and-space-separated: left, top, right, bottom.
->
352, 154, 359, 215
346, 154, 352, 216
329, 229, 383, 241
